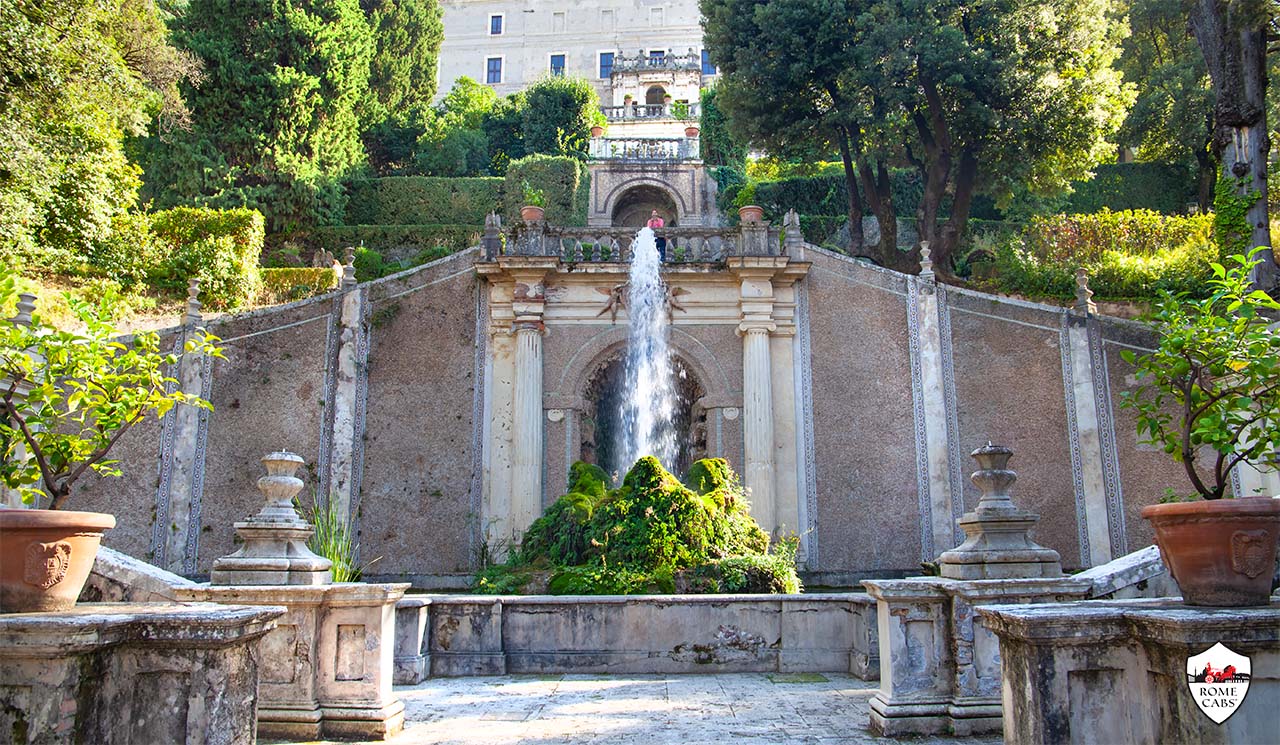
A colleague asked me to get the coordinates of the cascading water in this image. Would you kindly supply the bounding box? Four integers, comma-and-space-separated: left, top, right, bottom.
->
614, 227, 678, 475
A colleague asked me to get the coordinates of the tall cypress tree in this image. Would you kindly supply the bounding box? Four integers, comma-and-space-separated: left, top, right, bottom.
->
145, 0, 373, 230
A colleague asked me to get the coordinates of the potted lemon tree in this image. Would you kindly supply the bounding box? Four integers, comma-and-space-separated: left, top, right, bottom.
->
1122, 250, 1280, 606
0, 272, 221, 612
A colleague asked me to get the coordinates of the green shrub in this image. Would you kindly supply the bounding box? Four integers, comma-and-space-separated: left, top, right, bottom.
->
343, 177, 502, 225
474, 456, 799, 596
149, 207, 265, 310
503, 155, 589, 225
986, 209, 1219, 300
87, 212, 161, 289
258, 267, 341, 305
752, 170, 924, 219
294, 224, 481, 265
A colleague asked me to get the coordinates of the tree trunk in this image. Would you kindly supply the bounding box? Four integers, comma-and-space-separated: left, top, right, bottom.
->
1188, 0, 1277, 289
855, 156, 900, 267
836, 128, 865, 256
932, 149, 980, 277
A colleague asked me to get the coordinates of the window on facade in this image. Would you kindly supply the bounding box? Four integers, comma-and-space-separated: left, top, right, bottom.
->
550, 54, 566, 77
701, 50, 717, 75
600, 9, 615, 29
486, 57, 502, 84
599, 52, 614, 79
648, 50, 666, 67
552, 12, 565, 33
650, 7, 664, 26
489, 14, 503, 35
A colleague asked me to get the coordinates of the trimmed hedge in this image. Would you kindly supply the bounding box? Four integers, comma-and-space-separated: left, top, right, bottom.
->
752, 170, 925, 219
296, 224, 483, 259
258, 267, 341, 305
343, 177, 502, 225
503, 155, 589, 226
985, 209, 1218, 300
1064, 163, 1196, 215
149, 207, 265, 310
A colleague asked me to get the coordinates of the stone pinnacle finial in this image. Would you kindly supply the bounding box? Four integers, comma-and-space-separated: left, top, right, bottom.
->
342, 245, 357, 289
11, 293, 36, 326
184, 278, 203, 325
918, 241, 935, 281
783, 209, 803, 253
209, 450, 333, 585
1075, 267, 1096, 315
935, 442, 1063, 579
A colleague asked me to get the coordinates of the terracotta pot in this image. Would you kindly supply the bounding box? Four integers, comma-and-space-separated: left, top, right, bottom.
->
520, 205, 545, 222
684, 126, 700, 138
0, 509, 115, 613
738, 205, 765, 224
590, 126, 604, 137
1142, 496, 1280, 607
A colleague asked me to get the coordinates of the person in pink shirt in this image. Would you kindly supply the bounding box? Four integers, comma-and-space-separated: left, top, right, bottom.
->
647, 210, 666, 261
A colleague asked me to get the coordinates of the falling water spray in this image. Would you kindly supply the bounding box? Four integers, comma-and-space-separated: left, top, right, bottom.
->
615, 227, 678, 474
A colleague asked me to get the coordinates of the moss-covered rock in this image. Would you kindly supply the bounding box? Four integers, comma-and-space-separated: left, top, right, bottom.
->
475, 457, 801, 595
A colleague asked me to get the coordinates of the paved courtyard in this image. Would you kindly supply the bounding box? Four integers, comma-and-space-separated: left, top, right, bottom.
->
284, 673, 1002, 745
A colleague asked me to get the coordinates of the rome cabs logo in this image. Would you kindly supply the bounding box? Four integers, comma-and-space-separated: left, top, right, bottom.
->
1186, 642, 1251, 724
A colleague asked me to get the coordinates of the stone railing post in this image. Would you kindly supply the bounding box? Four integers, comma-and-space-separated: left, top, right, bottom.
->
738, 220, 771, 256
152, 279, 215, 574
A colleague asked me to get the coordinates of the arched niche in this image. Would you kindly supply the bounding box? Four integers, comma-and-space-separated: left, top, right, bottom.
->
611, 184, 679, 228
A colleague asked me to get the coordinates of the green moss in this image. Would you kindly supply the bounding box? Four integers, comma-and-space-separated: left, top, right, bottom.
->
476, 457, 800, 595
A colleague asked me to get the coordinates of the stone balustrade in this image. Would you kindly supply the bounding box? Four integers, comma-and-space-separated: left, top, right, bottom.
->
483, 211, 804, 263
601, 102, 701, 121
611, 51, 701, 73
589, 136, 700, 161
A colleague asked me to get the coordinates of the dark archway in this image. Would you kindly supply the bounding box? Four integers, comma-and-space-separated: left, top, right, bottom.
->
645, 85, 667, 105
582, 350, 706, 480
611, 184, 678, 228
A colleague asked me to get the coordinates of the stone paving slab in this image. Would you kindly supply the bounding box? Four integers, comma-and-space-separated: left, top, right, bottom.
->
271, 673, 1001, 745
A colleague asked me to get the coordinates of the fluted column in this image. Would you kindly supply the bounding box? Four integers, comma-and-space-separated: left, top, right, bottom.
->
742, 322, 776, 531
511, 319, 545, 539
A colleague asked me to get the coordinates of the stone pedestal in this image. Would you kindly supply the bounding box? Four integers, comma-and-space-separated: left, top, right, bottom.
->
0, 602, 283, 745
209, 451, 332, 586
394, 596, 432, 684
864, 443, 1083, 736
177, 583, 408, 740
863, 576, 1091, 736
979, 599, 1280, 745
195, 451, 408, 740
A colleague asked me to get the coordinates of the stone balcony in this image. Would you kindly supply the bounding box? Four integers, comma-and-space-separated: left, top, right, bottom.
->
588, 136, 700, 162
601, 102, 701, 122
611, 51, 701, 73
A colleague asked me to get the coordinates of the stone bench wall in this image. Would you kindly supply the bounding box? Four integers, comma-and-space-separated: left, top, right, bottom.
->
394, 593, 879, 681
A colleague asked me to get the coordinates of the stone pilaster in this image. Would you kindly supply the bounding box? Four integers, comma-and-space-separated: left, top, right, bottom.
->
1059, 269, 1124, 566
1, 293, 37, 509
153, 279, 215, 574
908, 254, 962, 560
323, 273, 368, 523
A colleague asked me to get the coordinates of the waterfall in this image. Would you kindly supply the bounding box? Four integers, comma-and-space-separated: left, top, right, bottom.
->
615, 227, 678, 475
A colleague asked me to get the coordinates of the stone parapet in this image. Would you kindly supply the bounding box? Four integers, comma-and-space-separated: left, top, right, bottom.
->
862, 575, 1092, 736
978, 599, 1280, 745
399, 593, 877, 678
0, 602, 282, 745
177, 582, 409, 740
393, 596, 432, 684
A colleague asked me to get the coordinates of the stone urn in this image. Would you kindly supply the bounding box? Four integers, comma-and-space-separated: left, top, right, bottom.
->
1142, 497, 1280, 606
738, 205, 764, 224
684, 125, 700, 138
520, 205, 545, 222
0, 509, 115, 612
